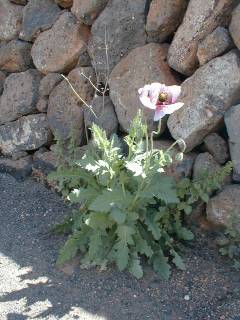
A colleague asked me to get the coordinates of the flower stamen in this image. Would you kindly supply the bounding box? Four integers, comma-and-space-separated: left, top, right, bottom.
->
158, 92, 168, 103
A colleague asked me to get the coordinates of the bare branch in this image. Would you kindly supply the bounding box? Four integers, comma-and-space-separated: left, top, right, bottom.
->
61, 74, 97, 119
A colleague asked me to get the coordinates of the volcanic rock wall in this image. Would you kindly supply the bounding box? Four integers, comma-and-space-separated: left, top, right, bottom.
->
1, 0, 240, 227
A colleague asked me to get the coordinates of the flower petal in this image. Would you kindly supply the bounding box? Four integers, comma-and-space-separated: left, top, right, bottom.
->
150, 83, 163, 92
149, 83, 163, 106
154, 109, 166, 121
138, 84, 150, 95
139, 95, 156, 110
138, 84, 156, 109
168, 85, 181, 103
161, 102, 184, 114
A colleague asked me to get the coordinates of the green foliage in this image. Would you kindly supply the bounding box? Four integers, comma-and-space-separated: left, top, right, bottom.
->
217, 211, 240, 270
177, 161, 232, 207
49, 111, 232, 279
53, 127, 79, 167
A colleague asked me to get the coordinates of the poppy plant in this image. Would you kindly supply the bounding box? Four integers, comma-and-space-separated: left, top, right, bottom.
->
138, 83, 184, 121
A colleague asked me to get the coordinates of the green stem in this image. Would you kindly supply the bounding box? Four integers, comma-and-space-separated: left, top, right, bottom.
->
121, 181, 126, 196
166, 138, 186, 154
150, 119, 162, 153
145, 127, 149, 154
130, 178, 146, 210
131, 119, 162, 211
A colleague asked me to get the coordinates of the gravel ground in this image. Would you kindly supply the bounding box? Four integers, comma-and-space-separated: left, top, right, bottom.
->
0, 173, 240, 320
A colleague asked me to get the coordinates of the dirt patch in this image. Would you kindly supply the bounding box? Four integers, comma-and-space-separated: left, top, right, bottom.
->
0, 173, 239, 320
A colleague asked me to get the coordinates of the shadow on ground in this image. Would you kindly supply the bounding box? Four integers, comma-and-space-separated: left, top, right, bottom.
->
0, 173, 239, 320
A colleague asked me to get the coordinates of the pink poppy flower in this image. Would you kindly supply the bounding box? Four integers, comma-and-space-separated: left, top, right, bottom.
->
138, 83, 184, 121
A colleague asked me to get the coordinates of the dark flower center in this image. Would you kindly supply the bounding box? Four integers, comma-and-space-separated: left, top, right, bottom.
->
158, 92, 168, 103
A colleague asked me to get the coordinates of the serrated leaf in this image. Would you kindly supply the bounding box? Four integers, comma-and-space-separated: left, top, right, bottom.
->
125, 154, 147, 177
56, 231, 82, 265
199, 192, 209, 203
86, 212, 113, 231
72, 213, 84, 231
117, 225, 135, 245
98, 173, 110, 186
68, 187, 98, 204
114, 241, 129, 271
135, 233, 153, 257
170, 249, 186, 271
51, 216, 74, 234
128, 110, 146, 141
110, 208, 126, 224
139, 175, 179, 204
77, 154, 112, 182
129, 256, 143, 279
110, 133, 123, 150
89, 188, 132, 212
114, 225, 135, 270
48, 166, 95, 186
184, 205, 192, 215
128, 211, 139, 221
152, 252, 171, 280
125, 161, 143, 176
176, 227, 194, 241
91, 123, 110, 151
119, 171, 130, 186
87, 231, 104, 262
85, 162, 100, 173
145, 212, 162, 240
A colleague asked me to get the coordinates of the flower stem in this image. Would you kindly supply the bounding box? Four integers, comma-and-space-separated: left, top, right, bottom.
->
166, 138, 186, 154
150, 119, 162, 153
